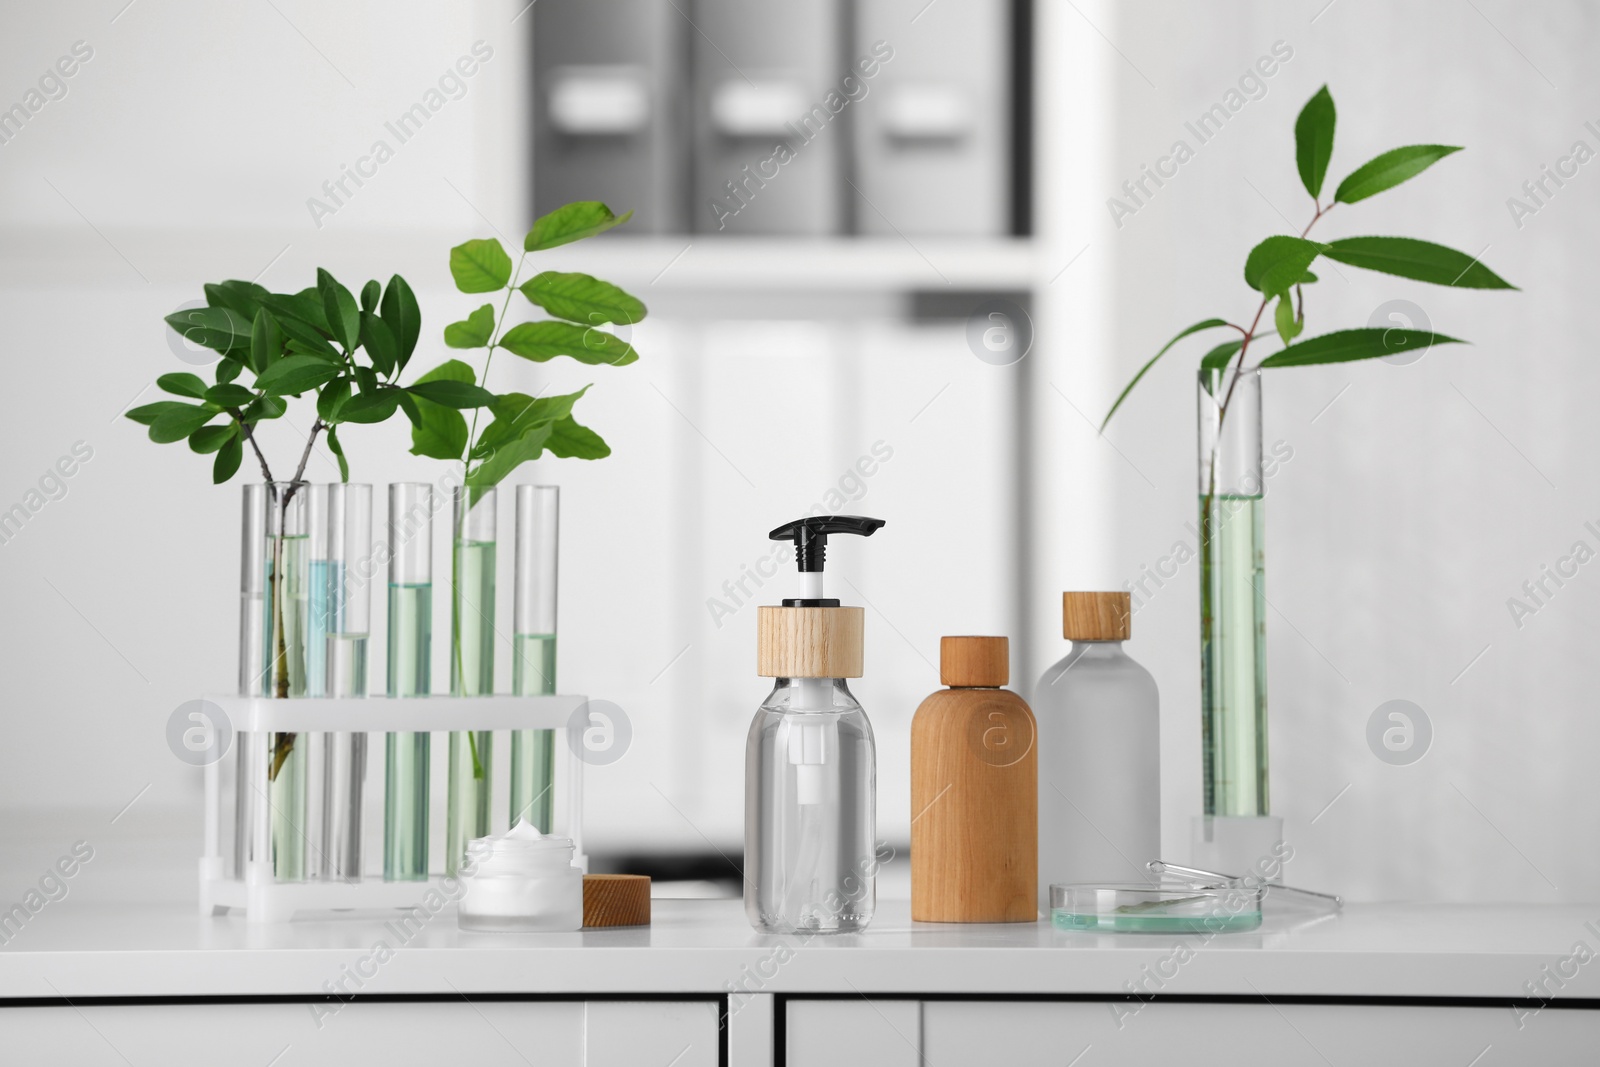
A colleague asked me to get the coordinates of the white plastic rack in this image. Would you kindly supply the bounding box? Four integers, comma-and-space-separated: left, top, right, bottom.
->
200, 694, 587, 923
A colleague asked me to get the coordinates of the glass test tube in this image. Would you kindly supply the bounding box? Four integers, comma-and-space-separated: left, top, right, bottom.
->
385, 483, 433, 881
266, 480, 310, 882
509, 486, 559, 833
446, 486, 496, 876
320, 483, 371, 882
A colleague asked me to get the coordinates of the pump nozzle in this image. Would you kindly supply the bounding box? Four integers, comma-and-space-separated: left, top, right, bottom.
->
769, 515, 885, 605
769, 515, 886, 572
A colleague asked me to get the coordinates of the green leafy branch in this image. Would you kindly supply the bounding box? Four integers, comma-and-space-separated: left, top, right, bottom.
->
130, 269, 423, 721
418, 200, 643, 782
1100, 84, 1517, 437
410, 200, 644, 497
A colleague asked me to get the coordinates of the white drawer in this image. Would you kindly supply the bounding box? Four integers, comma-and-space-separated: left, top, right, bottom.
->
0, 998, 720, 1066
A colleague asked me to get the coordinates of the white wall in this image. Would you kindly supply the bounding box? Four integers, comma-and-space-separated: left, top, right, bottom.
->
1091, 0, 1598, 901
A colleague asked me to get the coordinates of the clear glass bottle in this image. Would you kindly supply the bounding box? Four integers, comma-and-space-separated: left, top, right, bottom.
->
1198, 367, 1268, 817
385, 483, 433, 882
1033, 592, 1160, 911
510, 485, 558, 833
320, 482, 371, 882
447, 486, 496, 876
744, 677, 877, 934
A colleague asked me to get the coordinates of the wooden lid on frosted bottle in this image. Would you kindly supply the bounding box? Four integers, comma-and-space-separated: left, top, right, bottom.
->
1062, 592, 1131, 641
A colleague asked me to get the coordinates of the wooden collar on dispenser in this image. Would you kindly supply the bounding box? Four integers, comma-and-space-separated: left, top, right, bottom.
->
757, 606, 864, 678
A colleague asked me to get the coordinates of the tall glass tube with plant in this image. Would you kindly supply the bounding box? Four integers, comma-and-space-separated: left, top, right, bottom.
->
446, 485, 497, 876
1100, 86, 1517, 819
407, 201, 646, 862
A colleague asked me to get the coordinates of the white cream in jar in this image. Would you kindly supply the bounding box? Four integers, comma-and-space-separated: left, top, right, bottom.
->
457, 820, 583, 932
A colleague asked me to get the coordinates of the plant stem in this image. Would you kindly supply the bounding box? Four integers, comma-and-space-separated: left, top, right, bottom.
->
265, 419, 326, 781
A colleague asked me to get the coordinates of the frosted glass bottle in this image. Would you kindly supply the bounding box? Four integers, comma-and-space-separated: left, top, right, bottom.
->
1032, 592, 1160, 911
744, 677, 876, 934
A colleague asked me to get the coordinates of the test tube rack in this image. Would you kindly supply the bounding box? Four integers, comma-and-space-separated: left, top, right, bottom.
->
199, 694, 587, 923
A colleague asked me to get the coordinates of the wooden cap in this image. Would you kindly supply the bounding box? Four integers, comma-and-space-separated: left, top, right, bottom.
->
1062, 592, 1131, 640
939, 636, 1009, 687
757, 606, 864, 677
583, 874, 651, 928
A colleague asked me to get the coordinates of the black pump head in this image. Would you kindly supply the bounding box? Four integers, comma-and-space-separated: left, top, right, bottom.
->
769, 515, 886, 573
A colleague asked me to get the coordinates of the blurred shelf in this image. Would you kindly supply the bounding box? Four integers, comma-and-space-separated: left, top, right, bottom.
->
0, 227, 1038, 295
535, 236, 1040, 294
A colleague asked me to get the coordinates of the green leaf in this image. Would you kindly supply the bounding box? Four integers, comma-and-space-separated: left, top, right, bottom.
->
205, 383, 256, 407
325, 424, 349, 482
525, 201, 633, 251
519, 271, 647, 325
317, 378, 351, 423
272, 312, 340, 359
1244, 236, 1328, 299
408, 379, 496, 408
450, 238, 514, 293
165, 306, 252, 357
126, 401, 197, 427
213, 434, 244, 484
1274, 295, 1304, 345
471, 386, 592, 460
204, 280, 269, 319
317, 268, 360, 351
360, 280, 381, 315
338, 388, 401, 424
1299, 270, 1318, 285
188, 422, 237, 454
499, 321, 639, 366
157, 372, 208, 399
411, 406, 467, 460
1334, 145, 1463, 205
249, 308, 281, 375
255, 355, 344, 396
380, 275, 421, 367
467, 422, 554, 492
215, 359, 241, 385
396, 390, 422, 429
1258, 327, 1464, 368
545, 414, 611, 460
359, 311, 399, 376
244, 395, 287, 421
1321, 236, 1517, 289
259, 291, 331, 334
150, 404, 217, 443
1198, 340, 1244, 381
1099, 318, 1231, 431
1294, 86, 1336, 199
444, 303, 496, 349
406, 360, 475, 460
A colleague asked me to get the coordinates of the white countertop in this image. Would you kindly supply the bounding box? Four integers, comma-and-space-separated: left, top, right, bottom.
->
2, 899, 1597, 1001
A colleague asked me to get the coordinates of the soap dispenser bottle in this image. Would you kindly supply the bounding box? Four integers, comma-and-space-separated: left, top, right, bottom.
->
745, 515, 885, 934
1032, 592, 1160, 911
911, 636, 1037, 922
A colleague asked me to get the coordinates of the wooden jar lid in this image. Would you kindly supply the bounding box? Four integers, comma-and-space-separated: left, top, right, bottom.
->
1063, 592, 1131, 641
757, 606, 864, 678
939, 636, 1009, 687
583, 874, 651, 928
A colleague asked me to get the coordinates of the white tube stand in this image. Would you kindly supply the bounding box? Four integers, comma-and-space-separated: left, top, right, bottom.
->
200, 694, 587, 923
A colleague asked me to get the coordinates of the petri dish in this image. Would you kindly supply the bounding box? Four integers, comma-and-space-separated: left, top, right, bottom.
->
1050, 882, 1263, 934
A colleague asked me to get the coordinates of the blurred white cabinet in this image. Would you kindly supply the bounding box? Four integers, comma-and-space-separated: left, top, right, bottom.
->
0, 999, 720, 1066
787, 999, 1600, 1066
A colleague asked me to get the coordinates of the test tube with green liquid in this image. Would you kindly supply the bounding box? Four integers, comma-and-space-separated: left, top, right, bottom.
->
510, 485, 558, 832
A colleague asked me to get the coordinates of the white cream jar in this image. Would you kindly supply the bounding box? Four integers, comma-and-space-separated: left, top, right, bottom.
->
458, 821, 583, 932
